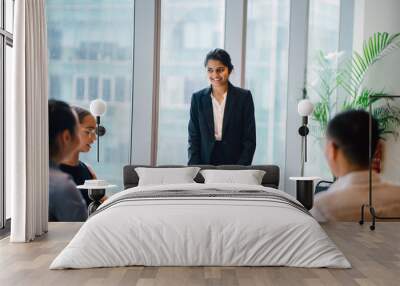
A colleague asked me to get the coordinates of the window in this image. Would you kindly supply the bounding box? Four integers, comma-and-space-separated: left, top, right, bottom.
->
46, 0, 134, 190
1, 0, 14, 230
4, 45, 12, 223
102, 78, 111, 101
245, 0, 291, 169
5, 0, 13, 33
308, 0, 341, 56
115, 77, 126, 102
157, 0, 225, 164
183, 23, 213, 49
161, 76, 184, 107
50, 75, 61, 99
89, 77, 98, 100
305, 0, 341, 179
75, 77, 85, 101
48, 27, 62, 60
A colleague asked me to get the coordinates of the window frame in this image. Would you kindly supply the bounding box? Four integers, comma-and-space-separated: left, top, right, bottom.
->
1, 0, 14, 231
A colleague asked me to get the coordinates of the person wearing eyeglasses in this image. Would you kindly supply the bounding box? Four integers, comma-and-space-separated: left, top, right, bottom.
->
188, 48, 256, 165
60, 106, 99, 207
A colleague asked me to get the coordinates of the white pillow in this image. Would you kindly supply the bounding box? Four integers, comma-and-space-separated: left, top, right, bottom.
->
200, 169, 266, 185
135, 167, 200, 186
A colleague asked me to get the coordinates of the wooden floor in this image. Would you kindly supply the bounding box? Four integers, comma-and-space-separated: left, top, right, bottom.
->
1, 222, 399, 286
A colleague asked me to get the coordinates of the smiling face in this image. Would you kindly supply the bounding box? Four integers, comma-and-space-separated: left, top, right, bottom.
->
78, 114, 97, 153
206, 59, 230, 88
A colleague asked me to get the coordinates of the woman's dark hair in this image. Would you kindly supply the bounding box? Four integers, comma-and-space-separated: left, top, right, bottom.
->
72, 106, 92, 123
326, 109, 380, 168
204, 48, 234, 73
49, 99, 78, 158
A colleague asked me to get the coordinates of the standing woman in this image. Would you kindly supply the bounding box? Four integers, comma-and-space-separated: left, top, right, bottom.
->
188, 48, 256, 165
60, 106, 98, 207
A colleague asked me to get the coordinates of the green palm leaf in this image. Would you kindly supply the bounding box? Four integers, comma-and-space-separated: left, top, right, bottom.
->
308, 33, 400, 140
338, 32, 400, 98
372, 104, 400, 139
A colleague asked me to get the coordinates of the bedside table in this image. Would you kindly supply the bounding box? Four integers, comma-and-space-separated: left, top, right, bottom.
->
289, 177, 320, 210
77, 180, 117, 215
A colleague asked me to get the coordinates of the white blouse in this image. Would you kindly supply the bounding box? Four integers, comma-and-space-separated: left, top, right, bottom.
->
210, 92, 227, 141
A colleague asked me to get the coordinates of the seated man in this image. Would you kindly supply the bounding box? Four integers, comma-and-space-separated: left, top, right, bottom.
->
311, 110, 400, 222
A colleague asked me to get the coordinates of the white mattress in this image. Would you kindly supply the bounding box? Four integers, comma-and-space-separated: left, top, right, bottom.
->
50, 183, 350, 269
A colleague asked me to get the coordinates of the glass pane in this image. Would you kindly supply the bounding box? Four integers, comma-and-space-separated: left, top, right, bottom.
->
46, 0, 134, 192
245, 0, 290, 169
115, 77, 125, 102
49, 75, 61, 98
305, 0, 341, 179
5, 0, 14, 33
5, 44, 12, 219
157, 0, 225, 164
89, 77, 98, 100
102, 79, 111, 101
76, 77, 85, 101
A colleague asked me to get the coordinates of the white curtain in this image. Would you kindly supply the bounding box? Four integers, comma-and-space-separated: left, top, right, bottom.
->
10, 0, 49, 242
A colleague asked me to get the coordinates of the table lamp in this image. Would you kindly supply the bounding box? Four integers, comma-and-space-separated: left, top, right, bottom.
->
288, 99, 317, 210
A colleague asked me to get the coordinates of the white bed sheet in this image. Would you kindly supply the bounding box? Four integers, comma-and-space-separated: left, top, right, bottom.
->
50, 183, 350, 269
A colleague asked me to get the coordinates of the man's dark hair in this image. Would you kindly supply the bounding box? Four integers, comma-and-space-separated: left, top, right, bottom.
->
49, 99, 78, 158
204, 48, 234, 73
327, 109, 380, 167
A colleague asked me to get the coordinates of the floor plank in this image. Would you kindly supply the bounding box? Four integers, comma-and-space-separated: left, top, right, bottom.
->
0, 222, 400, 286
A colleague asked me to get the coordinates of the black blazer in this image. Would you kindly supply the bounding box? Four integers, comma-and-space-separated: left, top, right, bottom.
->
188, 82, 256, 165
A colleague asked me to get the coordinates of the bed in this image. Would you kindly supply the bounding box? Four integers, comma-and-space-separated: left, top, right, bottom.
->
50, 165, 350, 269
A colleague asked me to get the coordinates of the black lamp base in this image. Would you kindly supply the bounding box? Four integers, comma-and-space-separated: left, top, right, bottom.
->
296, 180, 314, 210
88, 189, 106, 215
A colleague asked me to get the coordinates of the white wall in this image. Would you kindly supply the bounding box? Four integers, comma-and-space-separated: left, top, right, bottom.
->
363, 0, 400, 36
354, 0, 400, 185
353, 0, 400, 50
362, 42, 400, 185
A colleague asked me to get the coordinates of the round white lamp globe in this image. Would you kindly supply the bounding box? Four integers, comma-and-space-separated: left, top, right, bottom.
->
90, 99, 107, 117
297, 99, 314, 117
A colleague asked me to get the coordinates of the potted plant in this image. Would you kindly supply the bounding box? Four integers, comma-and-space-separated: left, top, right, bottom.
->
311, 32, 400, 139
306, 32, 400, 180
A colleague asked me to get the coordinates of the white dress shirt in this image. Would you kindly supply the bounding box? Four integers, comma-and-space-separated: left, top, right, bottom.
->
211, 91, 227, 141
311, 170, 400, 222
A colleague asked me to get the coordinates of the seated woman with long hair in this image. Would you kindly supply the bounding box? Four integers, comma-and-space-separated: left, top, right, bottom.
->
49, 100, 88, 222
60, 106, 99, 207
